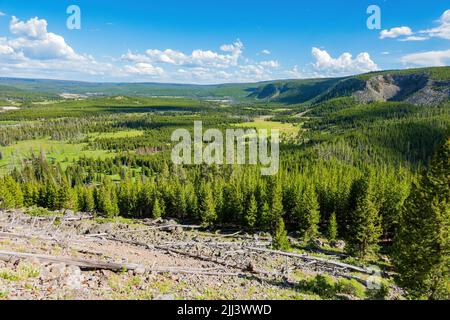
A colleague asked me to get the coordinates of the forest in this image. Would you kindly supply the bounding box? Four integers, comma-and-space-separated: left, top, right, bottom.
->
0, 67, 449, 300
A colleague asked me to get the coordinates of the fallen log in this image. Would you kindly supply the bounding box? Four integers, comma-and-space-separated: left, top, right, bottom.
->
0, 250, 141, 271
246, 247, 373, 275
150, 224, 202, 230
0, 250, 255, 277
0, 231, 54, 241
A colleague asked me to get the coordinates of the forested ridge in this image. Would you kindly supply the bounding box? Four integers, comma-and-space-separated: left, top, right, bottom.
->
0, 67, 449, 299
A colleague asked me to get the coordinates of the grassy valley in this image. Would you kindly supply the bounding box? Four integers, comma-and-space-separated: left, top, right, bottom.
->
0, 66, 449, 300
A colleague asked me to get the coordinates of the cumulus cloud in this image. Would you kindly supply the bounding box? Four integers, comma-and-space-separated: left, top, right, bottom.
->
259, 60, 280, 68
0, 11, 6, 17
7, 16, 82, 61
311, 48, 378, 76
139, 40, 244, 69
123, 63, 164, 76
420, 9, 450, 40
381, 10, 450, 42
0, 16, 125, 81
261, 49, 271, 55
380, 26, 413, 39
120, 40, 282, 83
401, 49, 450, 67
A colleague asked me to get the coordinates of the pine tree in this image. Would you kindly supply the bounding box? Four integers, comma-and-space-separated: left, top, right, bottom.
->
152, 196, 163, 219
346, 171, 382, 259
327, 212, 338, 242
198, 183, 217, 226
295, 184, 321, 241
77, 186, 95, 212
270, 179, 284, 226
272, 217, 290, 250
0, 180, 15, 209
393, 138, 450, 300
245, 193, 258, 230
96, 180, 119, 218
259, 201, 271, 231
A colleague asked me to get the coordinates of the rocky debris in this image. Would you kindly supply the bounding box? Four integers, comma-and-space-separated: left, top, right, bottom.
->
330, 240, 346, 250
153, 294, 175, 300
0, 209, 395, 300
308, 239, 326, 249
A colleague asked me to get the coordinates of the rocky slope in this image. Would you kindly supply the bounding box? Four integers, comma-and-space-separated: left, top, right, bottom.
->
0, 209, 399, 300
249, 67, 450, 106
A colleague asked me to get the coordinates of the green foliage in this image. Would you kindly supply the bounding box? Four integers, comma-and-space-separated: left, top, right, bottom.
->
26, 207, 60, 217
0, 176, 23, 209
327, 213, 338, 242
272, 217, 290, 251
152, 196, 163, 219
197, 183, 217, 227
346, 170, 382, 259
335, 278, 366, 299
367, 282, 390, 300
295, 183, 320, 241
0, 70, 448, 300
298, 274, 368, 299
393, 138, 450, 300
245, 193, 258, 230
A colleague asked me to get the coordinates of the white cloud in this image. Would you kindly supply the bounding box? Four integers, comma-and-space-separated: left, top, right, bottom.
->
10, 16, 48, 39
123, 63, 164, 76
401, 49, 450, 67
261, 49, 271, 55
7, 16, 82, 61
142, 40, 244, 69
380, 26, 413, 39
0, 16, 124, 81
259, 60, 280, 68
399, 36, 429, 42
0, 11, 6, 17
311, 48, 378, 76
381, 51, 390, 55
285, 65, 304, 78
121, 40, 282, 83
420, 9, 450, 40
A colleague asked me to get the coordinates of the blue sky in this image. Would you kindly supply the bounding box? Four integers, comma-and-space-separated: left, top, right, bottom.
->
0, 0, 449, 83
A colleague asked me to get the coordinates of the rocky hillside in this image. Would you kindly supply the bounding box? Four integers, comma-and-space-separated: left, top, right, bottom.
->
0, 209, 399, 300
249, 66, 450, 106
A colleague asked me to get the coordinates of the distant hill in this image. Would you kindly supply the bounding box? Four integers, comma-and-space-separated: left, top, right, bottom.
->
0, 78, 257, 100
0, 66, 449, 104
250, 66, 450, 106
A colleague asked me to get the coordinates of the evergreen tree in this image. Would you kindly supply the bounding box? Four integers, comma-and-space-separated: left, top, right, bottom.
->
346, 171, 382, 259
152, 196, 163, 219
77, 186, 95, 212
393, 138, 450, 300
245, 193, 258, 230
96, 180, 119, 218
295, 184, 321, 241
259, 201, 271, 231
327, 212, 338, 242
272, 217, 290, 251
270, 179, 284, 229
198, 183, 217, 226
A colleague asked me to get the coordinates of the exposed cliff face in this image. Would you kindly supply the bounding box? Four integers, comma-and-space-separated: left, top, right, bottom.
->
352, 73, 449, 105
248, 68, 450, 106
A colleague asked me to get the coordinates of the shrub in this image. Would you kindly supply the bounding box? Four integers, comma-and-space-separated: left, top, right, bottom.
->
335, 278, 366, 299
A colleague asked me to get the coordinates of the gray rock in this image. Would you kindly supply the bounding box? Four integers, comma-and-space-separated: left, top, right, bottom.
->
133, 267, 146, 275
153, 294, 175, 300
330, 240, 346, 250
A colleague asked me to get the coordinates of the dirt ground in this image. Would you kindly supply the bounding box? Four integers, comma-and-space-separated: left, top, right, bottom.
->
0, 209, 389, 300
